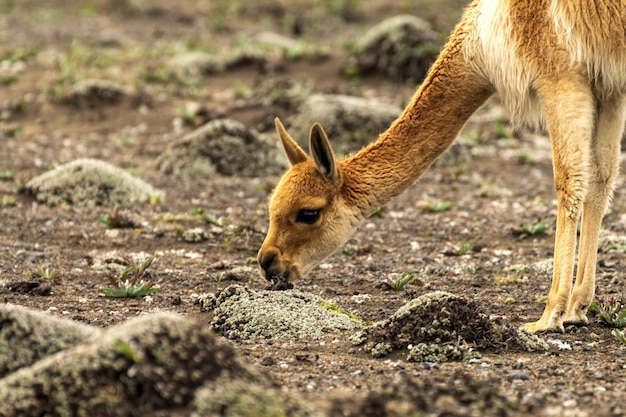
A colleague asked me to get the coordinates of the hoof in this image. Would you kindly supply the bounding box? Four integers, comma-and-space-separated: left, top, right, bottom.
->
521, 320, 564, 334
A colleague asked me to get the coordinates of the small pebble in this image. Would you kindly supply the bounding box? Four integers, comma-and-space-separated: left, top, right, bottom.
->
260, 355, 274, 366
507, 371, 532, 382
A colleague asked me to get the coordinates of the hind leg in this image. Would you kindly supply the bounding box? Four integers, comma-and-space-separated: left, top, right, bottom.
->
524, 76, 594, 333
563, 93, 626, 324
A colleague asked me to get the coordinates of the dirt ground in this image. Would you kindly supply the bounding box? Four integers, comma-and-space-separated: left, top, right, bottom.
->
1, 1, 625, 415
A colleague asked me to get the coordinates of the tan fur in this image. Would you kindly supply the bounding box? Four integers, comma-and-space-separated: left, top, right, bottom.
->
258, 0, 626, 333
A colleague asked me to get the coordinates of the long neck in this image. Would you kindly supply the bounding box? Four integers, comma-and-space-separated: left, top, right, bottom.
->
342, 17, 494, 215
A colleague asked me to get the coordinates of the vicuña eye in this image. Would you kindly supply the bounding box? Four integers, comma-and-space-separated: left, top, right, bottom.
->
296, 209, 320, 224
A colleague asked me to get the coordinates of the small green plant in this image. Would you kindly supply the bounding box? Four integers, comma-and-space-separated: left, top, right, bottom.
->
342, 246, 354, 256
458, 240, 475, 256
112, 339, 141, 363
513, 219, 549, 236
492, 118, 512, 139
390, 271, 414, 291
1, 195, 15, 207
0, 169, 14, 180
612, 329, 626, 345
25, 267, 58, 280
98, 213, 119, 228
418, 200, 452, 213
589, 300, 626, 328
101, 257, 157, 298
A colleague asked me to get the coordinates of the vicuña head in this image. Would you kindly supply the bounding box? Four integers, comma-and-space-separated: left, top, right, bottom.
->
257, 118, 362, 289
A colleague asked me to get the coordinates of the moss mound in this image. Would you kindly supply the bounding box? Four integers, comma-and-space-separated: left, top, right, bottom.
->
0, 304, 99, 376
351, 14, 440, 82
157, 118, 285, 177
351, 291, 548, 362
0, 311, 267, 417
289, 94, 401, 156
206, 285, 362, 340
326, 371, 528, 417
25, 158, 161, 206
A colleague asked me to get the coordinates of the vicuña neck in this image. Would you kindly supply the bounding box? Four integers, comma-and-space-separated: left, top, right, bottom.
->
342, 29, 493, 216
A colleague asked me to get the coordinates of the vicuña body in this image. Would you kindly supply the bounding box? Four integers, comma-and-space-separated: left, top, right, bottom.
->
257, 0, 626, 332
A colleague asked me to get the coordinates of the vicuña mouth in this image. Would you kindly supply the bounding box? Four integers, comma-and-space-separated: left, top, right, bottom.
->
264, 278, 294, 291
263, 270, 294, 291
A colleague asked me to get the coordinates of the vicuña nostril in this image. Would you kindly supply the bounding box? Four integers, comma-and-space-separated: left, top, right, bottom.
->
258, 249, 277, 272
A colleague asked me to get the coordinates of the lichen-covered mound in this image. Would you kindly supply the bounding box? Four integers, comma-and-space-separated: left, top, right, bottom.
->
351, 14, 440, 82
206, 285, 362, 340
54, 78, 137, 108
0, 304, 99, 376
0, 311, 268, 417
289, 94, 401, 156
326, 371, 529, 417
157, 118, 285, 177
25, 158, 162, 206
351, 291, 548, 362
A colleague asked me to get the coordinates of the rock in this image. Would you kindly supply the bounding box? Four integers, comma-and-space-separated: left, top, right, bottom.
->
25, 158, 162, 206
289, 94, 401, 156
0, 304, 99, 376
157, 118, 285, 177
507, 371, 532, 382
350, 14, 440, 82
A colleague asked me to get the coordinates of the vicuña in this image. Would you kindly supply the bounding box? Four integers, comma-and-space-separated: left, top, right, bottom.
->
257, 0, 626, 333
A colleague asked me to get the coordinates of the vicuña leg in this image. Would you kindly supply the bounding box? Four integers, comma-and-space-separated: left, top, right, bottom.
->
563, 93, 626, 325
524, 76, 594, 333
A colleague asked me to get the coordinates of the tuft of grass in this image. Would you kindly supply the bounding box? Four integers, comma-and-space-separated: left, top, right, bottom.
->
101, 257, 157, 298
589, 300, 626, 328
101, 279, 157, 298
25, 266, 58, 280
495, 272, 527, 286
513, 219, 549, 236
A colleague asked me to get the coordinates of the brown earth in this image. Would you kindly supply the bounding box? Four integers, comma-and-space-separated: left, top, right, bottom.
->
1, 1, 625, 416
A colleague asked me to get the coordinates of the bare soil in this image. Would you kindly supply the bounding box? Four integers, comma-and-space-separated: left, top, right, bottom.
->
1, 1, 625, 416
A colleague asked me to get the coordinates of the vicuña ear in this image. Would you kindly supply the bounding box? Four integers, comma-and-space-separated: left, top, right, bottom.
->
275, 117, 308, 166
309, 122, 339, 186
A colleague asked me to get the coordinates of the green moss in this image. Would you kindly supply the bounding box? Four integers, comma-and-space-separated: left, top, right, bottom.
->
317, 300, 363, 322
